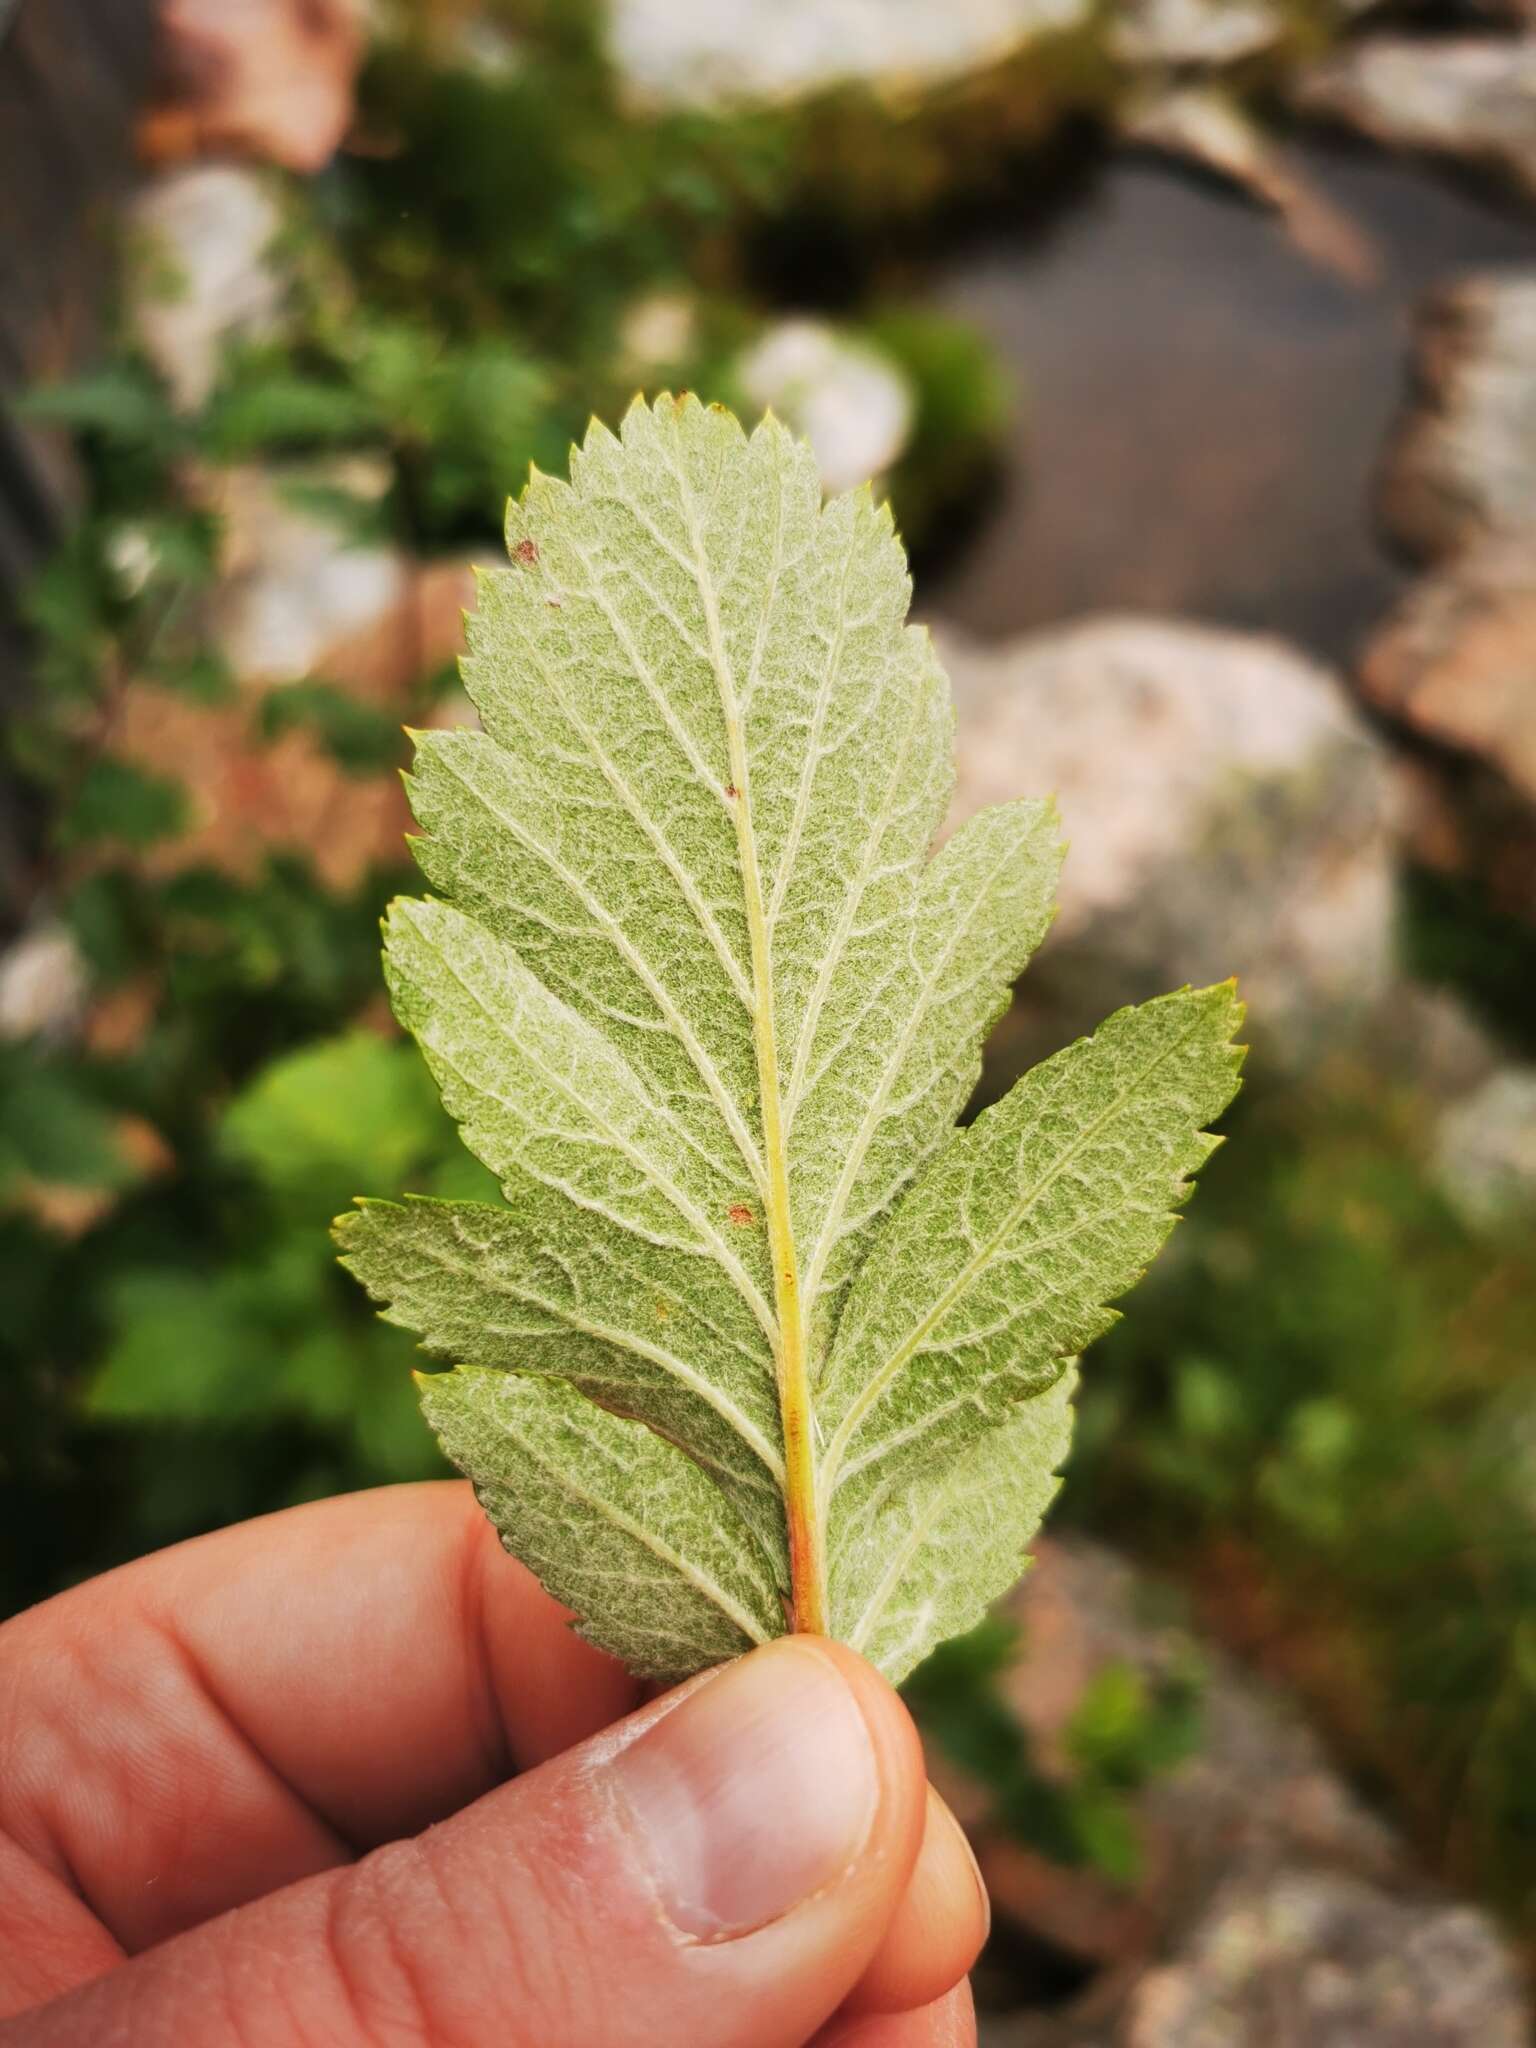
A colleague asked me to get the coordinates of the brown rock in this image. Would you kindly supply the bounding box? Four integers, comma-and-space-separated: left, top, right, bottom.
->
1378, 270, 1536, 568
106, 469, 485, 890
952, 1543, 1529, 2047
141, 0, 366, 173
1357, 535, 1536, 917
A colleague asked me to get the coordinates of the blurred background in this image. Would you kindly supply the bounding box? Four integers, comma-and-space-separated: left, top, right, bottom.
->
1, 1, 1534, 2039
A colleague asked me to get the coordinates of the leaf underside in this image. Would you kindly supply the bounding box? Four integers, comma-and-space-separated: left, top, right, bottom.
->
337, 396, 1243, 1685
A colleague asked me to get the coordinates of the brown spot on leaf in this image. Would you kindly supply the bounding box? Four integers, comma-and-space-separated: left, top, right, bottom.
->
728, 1204, 754, 1227
724, 783, 738, 799
513, 538, 539, 565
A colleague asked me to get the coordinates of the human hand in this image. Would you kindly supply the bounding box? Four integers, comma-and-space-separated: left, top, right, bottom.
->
0, 1482, 985, 2045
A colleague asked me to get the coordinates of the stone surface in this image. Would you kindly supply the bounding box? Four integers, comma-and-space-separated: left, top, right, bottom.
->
1295, 37, 1536, 208
1378, 270, 1536, 568
736, 320, 914, 493
1124, 1870, 1530, 2047
1119, 90, 1379, 283
206, 459, 408, 688
1357, 535, 1536, 917
937, 616, 1401, 1063
110, 467, 486, 889
607, 0, 1092, 109
1109, 0, 1288, 68
1435, 1065, 1536, 1226
958, 1542, 1531, 2048
141, 0, 365, 173
0, 923, 87, 1044
126, 166, 286, 412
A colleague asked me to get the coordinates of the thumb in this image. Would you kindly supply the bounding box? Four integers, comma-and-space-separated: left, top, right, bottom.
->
5, 1638, 928, 2048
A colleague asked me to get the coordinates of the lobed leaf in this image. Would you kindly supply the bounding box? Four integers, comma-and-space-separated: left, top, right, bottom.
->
341, 396, 1242, 1684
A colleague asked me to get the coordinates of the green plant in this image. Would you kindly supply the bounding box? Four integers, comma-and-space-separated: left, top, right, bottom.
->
1076, 1072, 1536, 1921
906, 1616, 1202, 1884
338, 396, 1242, 1682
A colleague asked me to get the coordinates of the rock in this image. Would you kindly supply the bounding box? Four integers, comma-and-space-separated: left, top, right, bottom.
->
140, 0, 365, 174
108, 466, 487, 889
737, 320, 915, 494
937, 617, 1401, 1064
606, 0, 1092, 111
0, 924, 88, 1044
952, 1542, 1530, 2048
205, 459, 408, 688
1435, 1066, 1536, 1225
1294, 36, 1536, 209
126, 166, 286, 412
1378, 271, 1536, 568
1119, 90, 1379, 284
1125, 1869, 1530, 2047
1109, 0, 1289, 68
1356, 535, 1536, 918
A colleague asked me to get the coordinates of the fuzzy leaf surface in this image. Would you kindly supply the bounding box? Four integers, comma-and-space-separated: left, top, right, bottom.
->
342, 396, 1239, 1684
420, 1366, 781, 1683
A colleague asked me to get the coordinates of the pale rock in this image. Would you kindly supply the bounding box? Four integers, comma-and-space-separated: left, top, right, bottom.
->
1125, 1870, 1530, 2048
0, 924, 88, 1043
142, 0, 366, 174
1378, 270, 1536, 567
126, 166, 286, 412
938, 616, 1400, 1060
737, 320, 914, 494
607, 0, 1091, 111
1295, 36, 1536, 207
958, 1542, 1530, 2048
206, 460, 407, 688
1110, 0, 1287, 68
1435, 1066, 1536, 1226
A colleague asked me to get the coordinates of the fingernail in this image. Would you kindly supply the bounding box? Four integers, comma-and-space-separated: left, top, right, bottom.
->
612, 1639, 880, 1940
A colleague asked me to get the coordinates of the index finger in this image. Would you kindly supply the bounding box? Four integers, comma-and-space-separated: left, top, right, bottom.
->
0, 1481, 638, 1952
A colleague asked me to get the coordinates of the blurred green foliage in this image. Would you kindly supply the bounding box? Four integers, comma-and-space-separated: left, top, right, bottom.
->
1072, 1070, 1536, 1921
906, 1615, 1202, 1885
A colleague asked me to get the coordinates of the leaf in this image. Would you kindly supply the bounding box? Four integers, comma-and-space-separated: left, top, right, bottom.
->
419, 1366, 782, 1682
340, 395, 1242, 1683
833, 1367, 1077, 1685
818, 986, 1245, 1511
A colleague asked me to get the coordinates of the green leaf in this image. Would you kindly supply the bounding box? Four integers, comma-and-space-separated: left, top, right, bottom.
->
57, 756, 188, 851
256, 682, 407, 776
341, 396, 1241, 1683
223, 1031, 455, 1211
419, 1366, 782, 1682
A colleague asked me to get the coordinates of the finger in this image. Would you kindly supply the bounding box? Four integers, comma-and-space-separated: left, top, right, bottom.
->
845, 1787, 988, 2015
0, 1481, 637, 1952
0, 1836, 121, 2020
3, 1639, 929, 2048
816, 1980, 977, 2047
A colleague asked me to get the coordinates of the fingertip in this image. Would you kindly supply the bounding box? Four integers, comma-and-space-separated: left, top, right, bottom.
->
816, 1978, 977, 2047
843, 1786, 989, 2015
